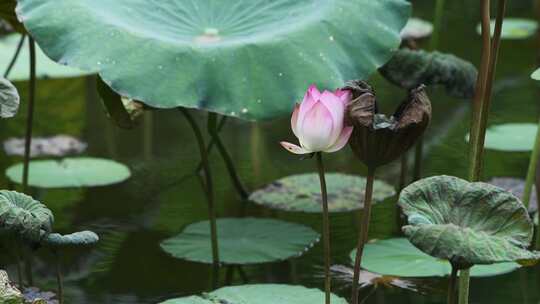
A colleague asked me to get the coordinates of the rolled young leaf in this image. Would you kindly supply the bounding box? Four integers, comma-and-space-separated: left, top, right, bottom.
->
44, 231, 99, 247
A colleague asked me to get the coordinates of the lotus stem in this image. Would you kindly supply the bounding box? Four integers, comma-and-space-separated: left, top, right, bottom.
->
429, 0, 446, 51
143, 112, 154, 161
463, 0, 506, 303
458, 269, 470, 304
237, 266, 249, 283
195, 116, 228, 173
15, 244, 23, 287
351, 166, 376, 304
315, 152, 332, 304
24, 249, 33, 286
22, 38, 37, 194
54, 250, 64, 304
523, 116, 540, 208
3, 34, 26, 78
448, 264, 458, 304
398, 154, 408, 191
208, 113, 249, 201
412, 137, 423, 181
180, 108, 220, 290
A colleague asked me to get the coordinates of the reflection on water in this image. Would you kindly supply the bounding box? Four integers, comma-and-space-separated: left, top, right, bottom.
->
1, 1, 540, 303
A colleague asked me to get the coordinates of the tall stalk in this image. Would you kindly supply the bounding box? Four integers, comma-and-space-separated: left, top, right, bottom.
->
3, 34, 26, 78
208, 113, 249, 200
523, 116, 540, 208
462, 0, 506, 303
54, 250, 64, 304
350, 166, 376, 304
22, 38, 37, 194
315, 152, 331, 304
180, 108, 220, 289
448, 264, 458, 304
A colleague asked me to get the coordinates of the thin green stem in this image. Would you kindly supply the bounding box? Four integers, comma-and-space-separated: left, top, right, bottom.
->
316, 152, 331, 304
22, 38, 37, 194
143, 112, 154, 161
195, 116, 228, 173
398, 153, 408, 191
523, 116, 540, 208
24, 248, 33, 286
429, 0, 446, 51
3, 34, 25, 78
54, 250, 64, 304
458, 269, 470, 304
448, 265, 458, 304
180, 108, 220, 290
208, 113, 249, 201
351, 166, 376, 304
413, 137, 423, 181
15, 244, 23, 288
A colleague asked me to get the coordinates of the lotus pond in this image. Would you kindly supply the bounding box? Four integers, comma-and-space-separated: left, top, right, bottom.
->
2, 0, 540, 304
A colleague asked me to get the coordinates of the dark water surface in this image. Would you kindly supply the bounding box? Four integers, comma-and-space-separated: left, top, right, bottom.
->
2, 1, 540, 303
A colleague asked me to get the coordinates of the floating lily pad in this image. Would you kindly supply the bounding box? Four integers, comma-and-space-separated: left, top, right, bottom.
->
4, 135, 87, 157
44, 231, 99, 247
0, 190, 53, 242
465, 123, 538, 152
249, 173, 395, 213
487, 177, 537, 213
401, 17, 434, 40
160, 218, 319, 265
399, 175, 540, 268
0, 33, 90, 81
351, 238, 520, 278
476, 18, 538, 40
5, 157, 131, 188
16, 0, 410, 120
0, 77, 19, 118
160, 284, 348, 304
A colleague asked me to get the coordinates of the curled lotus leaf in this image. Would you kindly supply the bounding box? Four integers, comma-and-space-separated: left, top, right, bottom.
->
0, 190, 53, 242
0, 77, 19, 119
16, 0, 410, 120
399, 175, 540, 268
379, 49, 478, 99
44, 230, 99, 247
160, 284, 348, 304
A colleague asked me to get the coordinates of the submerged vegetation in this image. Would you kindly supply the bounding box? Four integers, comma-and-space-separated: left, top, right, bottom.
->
1, 1, 540, 304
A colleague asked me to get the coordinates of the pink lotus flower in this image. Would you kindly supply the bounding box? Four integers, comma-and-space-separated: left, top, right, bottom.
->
281, 85, 353, 154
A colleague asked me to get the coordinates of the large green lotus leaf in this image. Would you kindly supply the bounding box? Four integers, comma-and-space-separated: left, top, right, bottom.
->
379, 49, 477, 99
399, 175, 540, 267
16, 0, 410, 120
0, 34, 90, 81
465, 123, 538, 152
160, 218, 319, 265
351, 238, 520, 278
476, 18, 538, 40
5, 157, 131, 188
249, 173, 395, 213
0, 77, 19, 118
160, 284, 348, 304
44, 230, 99, 247
0, 190, 53, 242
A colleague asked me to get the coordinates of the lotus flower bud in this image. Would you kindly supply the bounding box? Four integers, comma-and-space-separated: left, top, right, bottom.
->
280, 85, 353, 154
344, 80, 431, 168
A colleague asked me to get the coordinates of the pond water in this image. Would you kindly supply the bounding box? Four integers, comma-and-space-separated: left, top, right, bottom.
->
1, 1, 540, 303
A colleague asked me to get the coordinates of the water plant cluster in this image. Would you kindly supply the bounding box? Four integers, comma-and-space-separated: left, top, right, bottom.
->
1, 0, 540, 303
